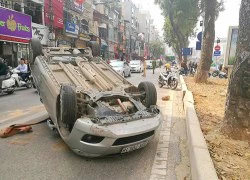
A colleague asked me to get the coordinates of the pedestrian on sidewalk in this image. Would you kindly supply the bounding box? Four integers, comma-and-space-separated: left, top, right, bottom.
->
142, 57, 147, 77
152, 59, 156, 74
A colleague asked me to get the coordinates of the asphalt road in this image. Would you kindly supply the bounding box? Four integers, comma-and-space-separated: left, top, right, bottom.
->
0, 88, 40, 112
0, 68, 169, 180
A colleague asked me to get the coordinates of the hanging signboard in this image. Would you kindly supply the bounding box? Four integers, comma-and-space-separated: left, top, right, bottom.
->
0, 7, 32, 43
224, 26, 239, 67
32, 23, 49, 45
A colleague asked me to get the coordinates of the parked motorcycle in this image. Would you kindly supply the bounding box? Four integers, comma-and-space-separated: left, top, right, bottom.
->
158, 71, 178, 90
0, 70, 16, 94
211, 70, 220, 77
218, 71, 228, 79
211, 70, 227, 79
11, 69, 32, 88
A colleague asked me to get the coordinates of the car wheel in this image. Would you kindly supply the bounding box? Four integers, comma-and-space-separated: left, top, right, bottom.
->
30, 38, 43, 63
60, 85, 77, 131
122, 72, 125, 77
138, 82, 157, 108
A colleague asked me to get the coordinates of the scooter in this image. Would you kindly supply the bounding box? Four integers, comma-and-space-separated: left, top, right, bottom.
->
218, 71, 228, 79
11, 69, 32, 88
0, 70, 16, 94
158, 70, 178, 90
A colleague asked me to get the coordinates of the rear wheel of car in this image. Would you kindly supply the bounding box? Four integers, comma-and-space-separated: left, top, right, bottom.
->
122, 72, 125, 77
60, 85, 77, 131
138, 82, 157, 108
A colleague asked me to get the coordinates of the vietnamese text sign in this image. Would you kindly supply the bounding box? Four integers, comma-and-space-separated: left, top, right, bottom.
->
0, 7, 32, 40
32, 23, 49, 45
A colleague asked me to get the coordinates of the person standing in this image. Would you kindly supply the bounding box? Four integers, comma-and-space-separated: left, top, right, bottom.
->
152, 59, 156, 74
0, 58, 9, 89
142, 57, 147, 77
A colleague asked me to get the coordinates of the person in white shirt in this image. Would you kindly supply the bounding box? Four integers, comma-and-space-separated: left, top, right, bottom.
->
16, 58, 28, 80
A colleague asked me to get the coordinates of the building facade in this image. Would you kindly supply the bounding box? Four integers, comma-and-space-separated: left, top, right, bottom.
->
0, 0, 161, 65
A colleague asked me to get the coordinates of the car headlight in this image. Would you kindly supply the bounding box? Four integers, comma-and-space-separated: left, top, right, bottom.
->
81, 134, 104, 144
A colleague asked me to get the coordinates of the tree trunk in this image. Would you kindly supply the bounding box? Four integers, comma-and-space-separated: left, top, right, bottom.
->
224, 0, 250, 128
195, 0, 216, 83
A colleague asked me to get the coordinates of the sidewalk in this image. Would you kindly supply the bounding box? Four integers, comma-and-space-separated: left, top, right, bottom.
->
150, 88, 190, 180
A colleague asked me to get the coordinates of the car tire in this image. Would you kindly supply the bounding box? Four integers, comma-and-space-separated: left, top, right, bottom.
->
122, 72, 125, 77
60, 85, 77, 130
128, 70, 131, 77
30, 38, 43, 62
138, 82, 157, 108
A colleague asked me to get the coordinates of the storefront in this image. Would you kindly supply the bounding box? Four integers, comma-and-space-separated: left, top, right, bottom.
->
0, 7, 32, 66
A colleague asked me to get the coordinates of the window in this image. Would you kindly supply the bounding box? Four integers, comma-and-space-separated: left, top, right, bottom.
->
80, 19, 89, 33
24, 0, 42, 24
0, 0, 12, 9
13, 3, 22, 12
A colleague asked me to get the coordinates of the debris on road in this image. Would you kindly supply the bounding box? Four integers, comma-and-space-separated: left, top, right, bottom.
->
162, 96, 170, 101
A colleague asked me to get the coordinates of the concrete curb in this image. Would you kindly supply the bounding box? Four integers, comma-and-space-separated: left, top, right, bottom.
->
181, 76, 218, 180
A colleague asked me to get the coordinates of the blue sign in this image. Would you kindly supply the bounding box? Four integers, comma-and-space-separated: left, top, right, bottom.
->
196, 41, 201, 50
182, 48, 193, 56
214, 51, 221, 56
197, 32, 202, 42
65, 22, 76, 33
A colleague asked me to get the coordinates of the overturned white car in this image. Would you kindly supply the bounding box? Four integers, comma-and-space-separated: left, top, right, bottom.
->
30, 39, 161, 157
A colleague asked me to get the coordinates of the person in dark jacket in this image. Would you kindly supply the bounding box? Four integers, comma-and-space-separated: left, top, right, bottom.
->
0, 58, 9, 89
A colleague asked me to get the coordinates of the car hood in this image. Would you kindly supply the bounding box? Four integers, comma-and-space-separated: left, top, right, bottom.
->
130, 64, 140, 68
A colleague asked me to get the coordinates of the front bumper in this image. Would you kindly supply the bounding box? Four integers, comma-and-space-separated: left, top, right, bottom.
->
64, 114, 161, 157
131, 68, 140, 72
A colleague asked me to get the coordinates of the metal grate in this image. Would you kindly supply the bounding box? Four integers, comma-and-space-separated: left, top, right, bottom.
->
112, 130, 155, 146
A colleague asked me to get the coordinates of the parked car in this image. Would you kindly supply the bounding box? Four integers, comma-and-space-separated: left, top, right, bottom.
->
129, 60, 143, 73
110, 61, 131, 77
146, 60, 153, 69
107, 59, 120, 64
29, 38, 161, 157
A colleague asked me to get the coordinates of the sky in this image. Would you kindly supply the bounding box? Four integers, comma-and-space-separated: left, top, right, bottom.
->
132, 0, 241, 40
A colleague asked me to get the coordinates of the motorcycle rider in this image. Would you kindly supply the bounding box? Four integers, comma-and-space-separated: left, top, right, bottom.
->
16, 58, 28, 81
0, 57, 9, 89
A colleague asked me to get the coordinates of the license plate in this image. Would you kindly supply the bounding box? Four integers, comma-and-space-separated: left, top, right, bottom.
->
121, 141, 148, 153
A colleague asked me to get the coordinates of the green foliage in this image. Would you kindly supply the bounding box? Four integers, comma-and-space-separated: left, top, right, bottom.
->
149, 40, 165, 59
156, 0, 200, 58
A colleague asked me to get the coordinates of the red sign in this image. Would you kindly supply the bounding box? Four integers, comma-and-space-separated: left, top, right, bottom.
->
214, 45, 221, 51
44, 0, 64, 29
0, 34, 29, 44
